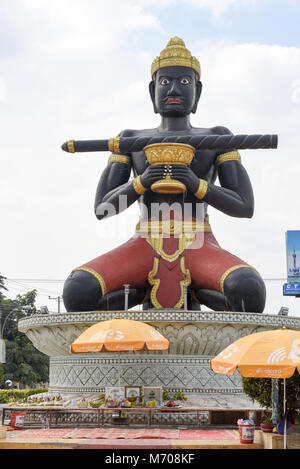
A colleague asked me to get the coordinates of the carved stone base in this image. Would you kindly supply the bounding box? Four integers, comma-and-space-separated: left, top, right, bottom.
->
18, 310, 300, 403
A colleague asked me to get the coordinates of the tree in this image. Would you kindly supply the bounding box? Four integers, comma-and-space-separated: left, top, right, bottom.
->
0, 273, 8, 299
242, 371, 300, 423
1, 289, 49, 387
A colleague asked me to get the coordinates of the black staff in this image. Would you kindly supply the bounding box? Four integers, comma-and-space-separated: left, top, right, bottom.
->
62, 134, 278, 154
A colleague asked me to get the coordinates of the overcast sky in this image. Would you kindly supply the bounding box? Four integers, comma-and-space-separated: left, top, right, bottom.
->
1, 0, 300, 316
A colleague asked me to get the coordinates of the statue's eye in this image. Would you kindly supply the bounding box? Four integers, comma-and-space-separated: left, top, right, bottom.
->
160, 78, 170, 85
181, 77, 190, 85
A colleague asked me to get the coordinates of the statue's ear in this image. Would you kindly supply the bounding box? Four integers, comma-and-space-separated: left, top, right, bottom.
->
192, 80, 202, 114
149, 80, 159, 114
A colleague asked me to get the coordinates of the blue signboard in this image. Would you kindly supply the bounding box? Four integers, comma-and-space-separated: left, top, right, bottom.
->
286, 231, 300, 283
283, 282, 300, 296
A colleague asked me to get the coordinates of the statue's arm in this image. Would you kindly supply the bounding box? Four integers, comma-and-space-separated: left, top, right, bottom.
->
205, 160, 254, 218
94, 160, 139, 220
203, 125, 254, 218
171, 126, 254, 218
94, 148, 166, 221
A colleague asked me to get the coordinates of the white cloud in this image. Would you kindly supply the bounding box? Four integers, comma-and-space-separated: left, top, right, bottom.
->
1, 2, 300, 316
0, 79, 6, 103
136, 0, 263, 16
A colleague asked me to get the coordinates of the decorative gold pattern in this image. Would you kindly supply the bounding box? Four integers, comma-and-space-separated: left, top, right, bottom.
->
108, 137, 121, 154
216, 151, 242, 166
151, 37, 201, 78
133, 176, 147, 195
144, 142, 195, 166
219, 264, 257, 294
147, 234, 195, 263
194, 179, 208, 199
144, 142, 195, 194
67, 140, 75, 153
72, 267, 107, 296
148, 256, 191, 309
136, 219, 211, 236
108, 154, 131, 165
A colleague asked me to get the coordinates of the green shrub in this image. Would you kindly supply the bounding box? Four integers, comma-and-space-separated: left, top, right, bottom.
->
242, 370, 300, 424
0, 388, 48, 404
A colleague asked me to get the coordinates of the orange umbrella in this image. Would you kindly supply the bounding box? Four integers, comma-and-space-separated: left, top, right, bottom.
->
210, 328, 300, 378
70, 318, 169, 386
210, 328, 300, 449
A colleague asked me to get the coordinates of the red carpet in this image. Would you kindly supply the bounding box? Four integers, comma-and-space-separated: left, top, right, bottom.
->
179, 429, 239, 440
63, 428, 179, 439
9, 428, 239, 440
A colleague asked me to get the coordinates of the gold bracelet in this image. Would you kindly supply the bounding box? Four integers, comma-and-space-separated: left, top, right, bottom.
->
133, 176, 147, 195
194, 179, 208, 199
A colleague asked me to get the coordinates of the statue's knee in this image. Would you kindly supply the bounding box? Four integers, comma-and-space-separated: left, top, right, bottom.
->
223, 267, 266, 313
63, 270, 103, 312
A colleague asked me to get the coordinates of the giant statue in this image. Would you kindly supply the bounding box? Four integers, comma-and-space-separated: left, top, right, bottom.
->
62, 37, 277, 313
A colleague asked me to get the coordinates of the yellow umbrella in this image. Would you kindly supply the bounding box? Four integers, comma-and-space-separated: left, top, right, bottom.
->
210, 328, 300, 449
70, 318, 169, 386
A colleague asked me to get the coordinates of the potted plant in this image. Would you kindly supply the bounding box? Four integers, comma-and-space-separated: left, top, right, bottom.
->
260, 412, 274, 433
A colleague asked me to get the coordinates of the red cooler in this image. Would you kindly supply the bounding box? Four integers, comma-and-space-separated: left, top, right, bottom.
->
10, 412, 26, 430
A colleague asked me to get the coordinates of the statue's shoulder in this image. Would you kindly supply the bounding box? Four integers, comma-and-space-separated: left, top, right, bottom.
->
118, 128, 157, 137
209, 125, 233, 136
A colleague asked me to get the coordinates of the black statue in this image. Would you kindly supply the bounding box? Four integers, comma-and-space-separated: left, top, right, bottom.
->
62, 37, 277, 313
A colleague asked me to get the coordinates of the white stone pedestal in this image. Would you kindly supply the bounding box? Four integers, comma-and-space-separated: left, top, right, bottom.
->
18, 310, 300, 407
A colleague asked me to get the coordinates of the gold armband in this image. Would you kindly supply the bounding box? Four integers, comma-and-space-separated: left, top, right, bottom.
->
108, 154, 131, 165
216, 151, 241, 166
108, 137, 121, 154
194, 179, 208, 199
133, 176, 147, 195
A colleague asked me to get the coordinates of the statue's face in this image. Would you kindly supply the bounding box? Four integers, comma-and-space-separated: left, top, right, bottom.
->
150, 66, 201, 117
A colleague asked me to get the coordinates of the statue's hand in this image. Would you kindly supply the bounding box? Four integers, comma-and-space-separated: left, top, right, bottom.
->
140, 164, 166, 189
169, 165, 200, 193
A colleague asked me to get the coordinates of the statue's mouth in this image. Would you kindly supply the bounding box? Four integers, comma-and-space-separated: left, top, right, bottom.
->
166, 97, 182, 104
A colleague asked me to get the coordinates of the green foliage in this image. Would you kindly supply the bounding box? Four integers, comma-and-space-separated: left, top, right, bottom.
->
0, 362, 4, 385
0, 388, 48, 404
0, 289, 49, 387
242, 371, 300, 423
0, 273, 8, 299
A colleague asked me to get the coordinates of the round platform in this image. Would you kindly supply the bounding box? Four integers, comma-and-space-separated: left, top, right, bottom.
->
18, 310, 300, 397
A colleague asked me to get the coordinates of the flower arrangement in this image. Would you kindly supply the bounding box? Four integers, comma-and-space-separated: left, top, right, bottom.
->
8, 394, 63, 407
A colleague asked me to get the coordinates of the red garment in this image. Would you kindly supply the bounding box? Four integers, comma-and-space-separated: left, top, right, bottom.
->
74, 217, 250, 308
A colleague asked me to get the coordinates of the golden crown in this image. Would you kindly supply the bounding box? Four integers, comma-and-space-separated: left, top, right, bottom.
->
151, 37, 201, 78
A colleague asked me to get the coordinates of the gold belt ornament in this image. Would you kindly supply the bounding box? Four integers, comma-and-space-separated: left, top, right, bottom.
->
136, 219, 211, 236
143, 142, 195, 194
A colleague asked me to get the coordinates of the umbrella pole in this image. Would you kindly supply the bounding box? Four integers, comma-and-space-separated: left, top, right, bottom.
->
118, 351, 121, 387
283, 378, 287, 450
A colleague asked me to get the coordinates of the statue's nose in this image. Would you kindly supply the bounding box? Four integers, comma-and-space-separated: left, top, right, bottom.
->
167, 80, 181, 96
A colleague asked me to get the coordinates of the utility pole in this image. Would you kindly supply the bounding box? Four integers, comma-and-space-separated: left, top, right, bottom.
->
48, 295, 62, 313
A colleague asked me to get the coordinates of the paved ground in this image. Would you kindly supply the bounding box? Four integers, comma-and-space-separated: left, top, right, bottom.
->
0, 427, 262, 450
